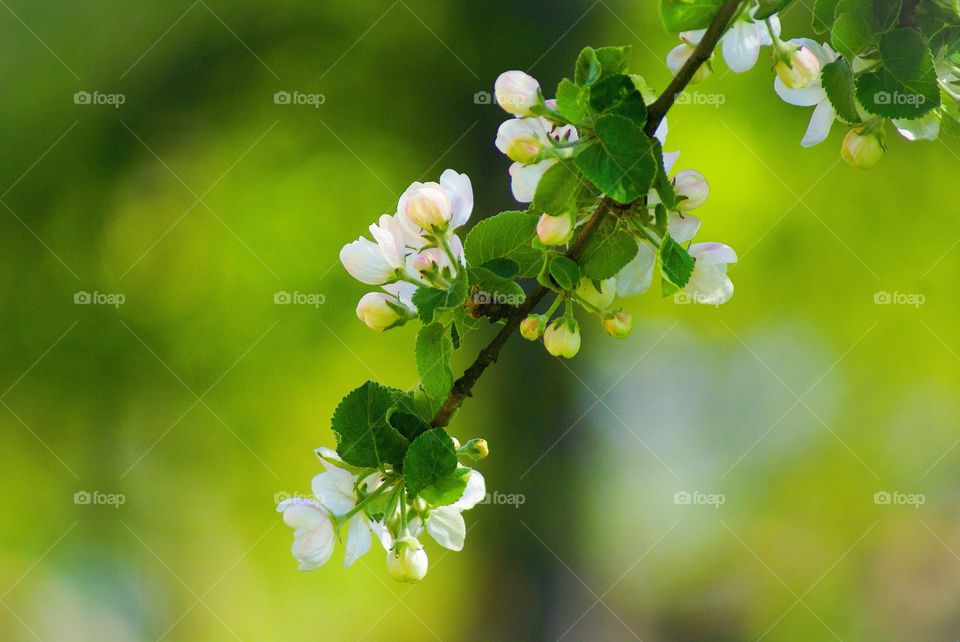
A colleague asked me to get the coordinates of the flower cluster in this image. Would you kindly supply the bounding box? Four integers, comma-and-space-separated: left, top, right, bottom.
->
278, 445, 486, 582
339, 169, 473, 330
494, 70, 736, 359
664, 1, 960, 170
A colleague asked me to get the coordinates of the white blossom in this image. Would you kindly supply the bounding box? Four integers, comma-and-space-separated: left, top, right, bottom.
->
495, 70, 542, 117
774, 40, 839, 147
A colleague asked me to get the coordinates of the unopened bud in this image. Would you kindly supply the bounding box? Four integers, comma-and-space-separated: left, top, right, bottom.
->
537, 213, 574, 246
356, 293, 412, 331
775, 44, 820, 89
673, 170, 709, 211
543, 318, 581, 359
459, 438, 489, 461
841, 127, 885, 170
387, 536, 428, 583
576, 277, 616, 311
520, 315, 545, 340
602, 310, 633, 339
494, 70, 542, 117
496, 119, 546, 164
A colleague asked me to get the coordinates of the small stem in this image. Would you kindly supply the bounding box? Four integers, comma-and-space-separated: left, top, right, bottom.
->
765, 18, 788, 57
398, 481, 408, 530
341, 481, 392, 521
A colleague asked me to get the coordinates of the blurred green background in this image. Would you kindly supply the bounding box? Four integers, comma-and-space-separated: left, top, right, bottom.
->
1, 1, 959, 640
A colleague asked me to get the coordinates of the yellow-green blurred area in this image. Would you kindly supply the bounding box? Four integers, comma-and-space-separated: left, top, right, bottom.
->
1, 0, 959, 640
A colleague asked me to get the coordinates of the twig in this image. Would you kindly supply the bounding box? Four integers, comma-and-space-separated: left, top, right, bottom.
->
430, 0, 743, 427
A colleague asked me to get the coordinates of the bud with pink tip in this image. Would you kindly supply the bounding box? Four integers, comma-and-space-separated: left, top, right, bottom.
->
673, 170, 709, 211
543, 318, 581, 359
494, 71, 542, 117
602, 310, 633, 339
537, 213, 574, 246
841, 127, 885, 170
775, 44, 820, 89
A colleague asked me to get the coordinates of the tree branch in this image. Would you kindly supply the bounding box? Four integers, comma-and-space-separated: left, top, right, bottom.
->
430, 0, 743, 428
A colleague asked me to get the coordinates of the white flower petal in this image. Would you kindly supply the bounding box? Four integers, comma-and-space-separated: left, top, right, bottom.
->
426, 507, 467, 551
615, 242, 656, 298
893, 114, 941, 141
277, 499, 335, 571
343, 513, 372, 567
654, 116, 668, 146
690, 242, 738, 265
312, 468, 357, 515
453, 470, 486, 511
509, 159, 555, 203
370, 520, 394, 551
339, 238, 397, 285
774, 76, 826, 107
801, 100, 836, 147
662, 151, 680, 174
722, 21, 762, 73
668, 213, 701, 243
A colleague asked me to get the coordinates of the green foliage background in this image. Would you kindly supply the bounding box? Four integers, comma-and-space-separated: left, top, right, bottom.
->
1, 1, 958, 639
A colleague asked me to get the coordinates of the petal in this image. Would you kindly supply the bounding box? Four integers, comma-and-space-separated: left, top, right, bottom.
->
757, 14, 781, 44
454, 470, 487, 511
789, 38, 830, 65
369, 520, 394, 551
688, 265, 735, 305
662, 151, 680, 174
690, 242, 738, 265
311, 468, 357, 515
426, 507, 467, 551
343, 513, 372, 567
669, 213, 701, 243
801, 100, 836, 147
774, 76, 826, 107
722, 22, 762, 73
509, 159, 555, 203
654, 116, 668, 146
893, 114, 941, 141
615, 243, 656, 297
339, 238, 396, 285
278, 500, 335, 570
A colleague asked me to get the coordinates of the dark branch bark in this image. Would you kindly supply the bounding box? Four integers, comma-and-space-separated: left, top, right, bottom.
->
644, 0, 742, 137
430, 0, 743, 428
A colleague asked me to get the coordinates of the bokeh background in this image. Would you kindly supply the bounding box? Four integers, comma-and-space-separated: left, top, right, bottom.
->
1, 1, 958, 640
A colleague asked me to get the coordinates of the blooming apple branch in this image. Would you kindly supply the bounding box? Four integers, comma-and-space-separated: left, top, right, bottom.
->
278, 0, 960, 583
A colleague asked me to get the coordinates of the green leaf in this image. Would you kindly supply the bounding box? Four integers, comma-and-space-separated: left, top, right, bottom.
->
588, 74, 648, 124
468, 266, 526, 306
416, 323, 454, 401
660, 0, 725, 33
332, 381, 410, 469
464, 210, 543, 278
855, 29, 940, 118
659, 236, 695, 293
532, 161, 591, 217
580, 215, 639, 280
403, 428, 458, 498
387, 397, 432, 442
419, 466, 471, 507
755, 0, 794, 20
575, 114, 658, 204
549, 255, 581, 290
413, 272, 468, 324
813, 0, 840, 33
574, 46, 630, 84
651, 140, 682, 211
820, 58, 863, 123
556, 78, 589, 123
831, 12, 873, 60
